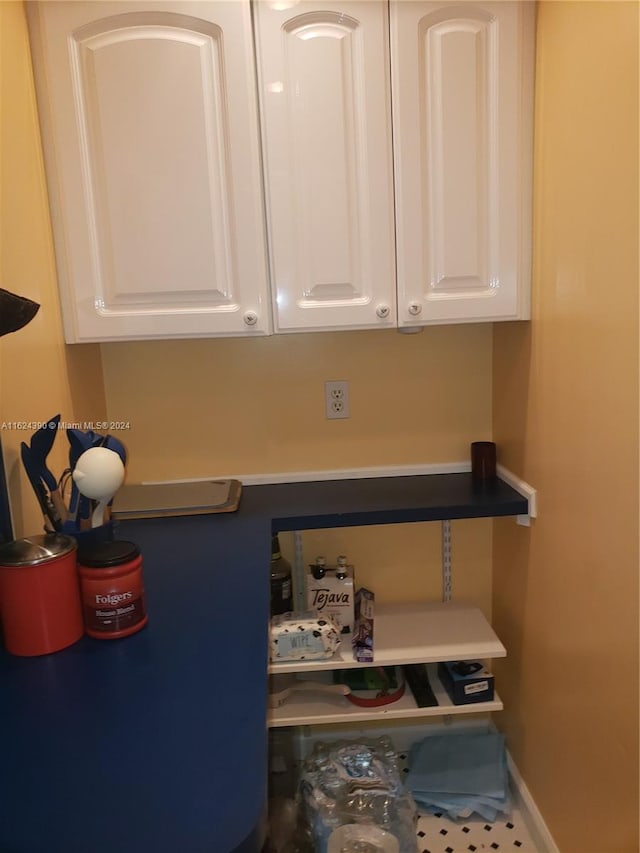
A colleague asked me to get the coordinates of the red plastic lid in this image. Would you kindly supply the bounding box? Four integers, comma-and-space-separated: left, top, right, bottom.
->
345, 679, 406, 707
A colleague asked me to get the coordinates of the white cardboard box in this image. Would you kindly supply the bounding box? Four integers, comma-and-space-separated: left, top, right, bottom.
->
306, 567, 355, 636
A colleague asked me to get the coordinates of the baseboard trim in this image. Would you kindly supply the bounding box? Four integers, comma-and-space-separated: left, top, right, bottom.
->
144, 461, 470, 486
507, 752, 559, 853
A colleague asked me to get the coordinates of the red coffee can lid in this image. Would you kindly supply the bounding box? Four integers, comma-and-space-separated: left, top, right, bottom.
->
78, 540, 140, 568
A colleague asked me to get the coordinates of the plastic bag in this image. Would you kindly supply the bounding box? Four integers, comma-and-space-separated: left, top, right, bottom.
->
298, 736, 417, 853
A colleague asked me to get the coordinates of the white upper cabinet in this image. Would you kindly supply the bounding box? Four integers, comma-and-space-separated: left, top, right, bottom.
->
391, 0, 535, 326
28, 1, 271, 341
253, 0, 397, 332
256, 0, 534, 333
29, 0, 534, 341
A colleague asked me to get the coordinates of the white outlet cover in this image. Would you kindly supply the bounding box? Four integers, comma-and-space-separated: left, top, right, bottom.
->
325, 380, 349, 419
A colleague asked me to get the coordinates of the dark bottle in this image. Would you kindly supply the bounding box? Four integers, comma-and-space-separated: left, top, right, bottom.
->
312, 555, 326, 580
270, 534, 293, 616
335, 555, 348, 580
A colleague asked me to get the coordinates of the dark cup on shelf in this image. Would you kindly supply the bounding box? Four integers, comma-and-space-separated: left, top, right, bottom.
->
471, 441, 497, 482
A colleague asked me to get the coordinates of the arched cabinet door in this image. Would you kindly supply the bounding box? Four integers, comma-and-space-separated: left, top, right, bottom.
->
28, 2, 270, 341
254, 1, 396, 333
391, 1, 535, 327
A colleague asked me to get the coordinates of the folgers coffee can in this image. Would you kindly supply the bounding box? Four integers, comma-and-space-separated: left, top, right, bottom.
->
78, 540, 147, 639
0, 534, 83, 656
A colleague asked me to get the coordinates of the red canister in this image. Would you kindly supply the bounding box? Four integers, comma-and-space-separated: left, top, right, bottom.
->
78, 540, 147, 639
0, 534, 83, 656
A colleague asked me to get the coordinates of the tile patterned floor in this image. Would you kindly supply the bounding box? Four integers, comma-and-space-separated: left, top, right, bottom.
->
394, 752, 540, 852
414, 809, 539, 852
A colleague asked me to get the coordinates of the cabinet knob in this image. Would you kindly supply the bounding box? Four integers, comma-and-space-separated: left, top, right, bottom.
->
376, 304, 391, 319
243, 311, 258, 326
408, 302, 422, 317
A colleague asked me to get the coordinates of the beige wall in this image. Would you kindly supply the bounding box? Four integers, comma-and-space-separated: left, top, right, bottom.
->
0, 1, 106, 538
493, 2, 639, 851
101, 327, 493, 481
101, 326, 495, 608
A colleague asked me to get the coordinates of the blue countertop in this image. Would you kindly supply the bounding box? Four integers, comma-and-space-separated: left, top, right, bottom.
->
0, 474, 527, 853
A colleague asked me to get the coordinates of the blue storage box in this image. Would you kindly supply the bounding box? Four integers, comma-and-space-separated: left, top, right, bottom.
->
438, 660, 494, 705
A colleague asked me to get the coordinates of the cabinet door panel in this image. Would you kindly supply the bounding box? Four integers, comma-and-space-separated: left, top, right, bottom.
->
255, 1, 396, 332
29, 1, 270, 341
392, 1, 534, 325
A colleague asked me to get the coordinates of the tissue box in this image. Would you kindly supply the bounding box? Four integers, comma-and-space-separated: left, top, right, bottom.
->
438, 661, 495, 705
269, 611, 341, 662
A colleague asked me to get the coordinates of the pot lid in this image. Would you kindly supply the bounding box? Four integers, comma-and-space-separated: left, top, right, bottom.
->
0, 534, 76, 566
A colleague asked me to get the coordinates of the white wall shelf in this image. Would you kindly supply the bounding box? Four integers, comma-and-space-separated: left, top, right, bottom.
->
268, 662, 503, 727
268, 601, 505, 675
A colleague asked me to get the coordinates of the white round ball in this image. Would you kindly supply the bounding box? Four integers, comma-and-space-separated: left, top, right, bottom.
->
72, 447, 125, 500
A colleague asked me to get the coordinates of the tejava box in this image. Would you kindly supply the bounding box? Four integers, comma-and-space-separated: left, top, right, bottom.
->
306, 563, 354, 636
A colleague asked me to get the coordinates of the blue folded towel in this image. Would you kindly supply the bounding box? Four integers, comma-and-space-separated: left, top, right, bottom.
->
413, 790, 510, 822
406, 731, 509, 822
408, 732, 506, 796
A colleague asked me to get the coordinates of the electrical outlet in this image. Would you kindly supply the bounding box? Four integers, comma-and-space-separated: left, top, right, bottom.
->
325, 380, 350, 419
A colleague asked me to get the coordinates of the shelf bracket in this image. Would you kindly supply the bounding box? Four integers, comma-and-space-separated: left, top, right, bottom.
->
441, 520, 452, 603
293, 530, 306, 611
497, 464, 538, 526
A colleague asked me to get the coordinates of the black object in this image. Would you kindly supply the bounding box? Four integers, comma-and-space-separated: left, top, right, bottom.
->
471, 441, 497, 481
270, 534, 293, 616
20, 442, 63, 532
438, 660, 495, 705
452, 661, 484, 677
0, 288, 40, 337
403, 663, 438, 707
0, 436, 13, 544
19, 416, 64, 532
27, 416, 59, 491
77, 540, 140, 567
310, 556, 327, 580
335, 555, 348, 579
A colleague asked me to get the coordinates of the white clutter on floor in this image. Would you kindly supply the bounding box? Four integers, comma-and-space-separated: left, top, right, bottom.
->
268, 722, 546, 853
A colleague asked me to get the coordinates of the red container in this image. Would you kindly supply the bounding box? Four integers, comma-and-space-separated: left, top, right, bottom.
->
0, 534, 83, 656
78, 540, 147, 639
